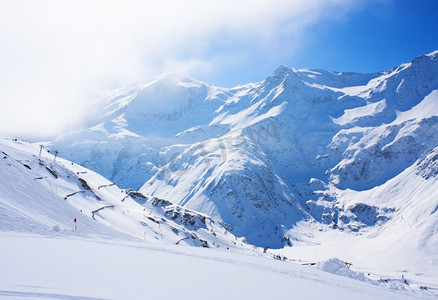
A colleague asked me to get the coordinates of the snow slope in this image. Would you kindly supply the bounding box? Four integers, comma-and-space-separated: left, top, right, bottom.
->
275, 146, 438, 287
0, 137, 248, 250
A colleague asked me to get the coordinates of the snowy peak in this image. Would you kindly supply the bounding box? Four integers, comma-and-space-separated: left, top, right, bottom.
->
367, 50, 438, 111
125, 73, 207, 119
85, 73, 232, 141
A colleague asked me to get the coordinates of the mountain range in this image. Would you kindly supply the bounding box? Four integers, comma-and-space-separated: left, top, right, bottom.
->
48, 50, 438, 253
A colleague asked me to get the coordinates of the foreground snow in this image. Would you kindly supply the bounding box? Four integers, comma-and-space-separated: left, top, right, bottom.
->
0, 233, 433, 300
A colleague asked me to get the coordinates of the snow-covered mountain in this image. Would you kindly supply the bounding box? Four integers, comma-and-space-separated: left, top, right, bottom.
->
0, 137, 249, 250
2, 50, 438, 297
49, 50, 438, 253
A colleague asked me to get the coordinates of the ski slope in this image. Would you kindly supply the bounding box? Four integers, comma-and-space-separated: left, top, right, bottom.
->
0, 137, 248, 249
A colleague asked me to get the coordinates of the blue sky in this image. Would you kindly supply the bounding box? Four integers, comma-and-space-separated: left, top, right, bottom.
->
217, 0, 438, 86
290, 0, 438, 74
0, 0, 437, 138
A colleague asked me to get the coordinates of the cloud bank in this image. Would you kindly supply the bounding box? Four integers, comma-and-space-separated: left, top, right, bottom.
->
0, 0, 369, 139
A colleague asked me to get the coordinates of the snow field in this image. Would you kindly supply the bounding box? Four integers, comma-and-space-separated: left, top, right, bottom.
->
0, 234, 429, 300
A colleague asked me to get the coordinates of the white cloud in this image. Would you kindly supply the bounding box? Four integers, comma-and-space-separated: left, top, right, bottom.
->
0, 0, 368, 139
